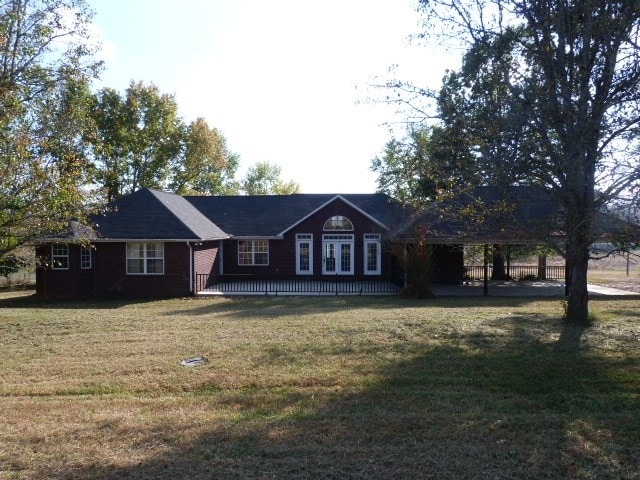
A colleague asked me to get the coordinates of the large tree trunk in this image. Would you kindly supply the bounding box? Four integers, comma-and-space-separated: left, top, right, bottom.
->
564, 221, 592, 326
490, 244, 510, 280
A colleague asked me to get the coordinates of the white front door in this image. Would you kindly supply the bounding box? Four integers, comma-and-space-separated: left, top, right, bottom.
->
322, 235, 353, 275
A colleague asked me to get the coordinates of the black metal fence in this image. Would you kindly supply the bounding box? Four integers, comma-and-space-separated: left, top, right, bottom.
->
464, 265, 564, 281
196, 273, 402, 295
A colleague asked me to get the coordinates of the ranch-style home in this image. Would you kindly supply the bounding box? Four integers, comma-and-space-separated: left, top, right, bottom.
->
36, 188, 436, 297
35, 186, 588, 298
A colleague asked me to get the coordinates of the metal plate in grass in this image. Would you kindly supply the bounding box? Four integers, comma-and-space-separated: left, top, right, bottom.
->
180, 356, 208, 367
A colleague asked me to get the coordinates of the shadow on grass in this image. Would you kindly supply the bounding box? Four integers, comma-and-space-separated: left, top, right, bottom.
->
166, 295, 553, 319
41, 317, 639, 480
0, 291, 172, 309
0, 291, 548, 314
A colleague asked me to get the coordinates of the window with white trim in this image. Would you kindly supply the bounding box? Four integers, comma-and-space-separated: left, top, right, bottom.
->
238, 240, 269, 265
126, 242, 164, 274
323, 215, 353, 231
80, 246, 92, 269
364, 234, 381, 275
52, 244, 69, 270
296, 234, 313, 274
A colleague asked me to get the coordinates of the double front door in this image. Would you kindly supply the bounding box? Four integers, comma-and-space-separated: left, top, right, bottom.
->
322, 235, 353, 275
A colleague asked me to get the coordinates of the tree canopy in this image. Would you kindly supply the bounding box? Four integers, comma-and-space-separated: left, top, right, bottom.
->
0, 0, 304, 268
242, 162, 301, 195
170, 117, 240, 196
378, 0, 640, 324
91, 81, 183, 201
0, 0, 101, 258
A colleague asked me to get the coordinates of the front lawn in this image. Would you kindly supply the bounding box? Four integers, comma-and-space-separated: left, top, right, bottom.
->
0, 292, 638, 479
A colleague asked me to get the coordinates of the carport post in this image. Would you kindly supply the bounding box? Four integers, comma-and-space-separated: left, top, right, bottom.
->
483, 244, 489, 296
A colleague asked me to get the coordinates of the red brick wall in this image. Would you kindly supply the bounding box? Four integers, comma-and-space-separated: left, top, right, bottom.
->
221, 198, 391, 278
93, 242, 190, 296
36, 244, 95, 297
193, 241, 219, 276
37, 241, 192, 297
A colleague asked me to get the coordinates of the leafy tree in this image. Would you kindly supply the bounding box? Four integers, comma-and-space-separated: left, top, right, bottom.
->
92, 81, 183, 201
371, 126, 478, 204
242, 162, 301, 195
371, 131, 433, 204
409, 0, 640, 325
0, 0, 101, 258
0, 253, 26, 279
170, 117, 240, 195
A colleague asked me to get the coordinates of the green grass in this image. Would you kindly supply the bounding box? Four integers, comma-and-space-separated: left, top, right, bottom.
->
0, 291, 639, 479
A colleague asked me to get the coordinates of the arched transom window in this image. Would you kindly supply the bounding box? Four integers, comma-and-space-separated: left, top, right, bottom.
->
323, 215, 353, 231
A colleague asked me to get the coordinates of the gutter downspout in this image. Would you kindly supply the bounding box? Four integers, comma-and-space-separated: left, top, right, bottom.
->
187, 242, 194, 295
219, 240, 224, 275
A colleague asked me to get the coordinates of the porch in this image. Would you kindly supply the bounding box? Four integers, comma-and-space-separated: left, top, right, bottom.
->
194, 265, 560, 297
196, 274, 402, 296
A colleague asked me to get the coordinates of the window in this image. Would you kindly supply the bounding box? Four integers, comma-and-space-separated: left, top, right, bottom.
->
126, 242, 164, 274
238, 240, 269, 265
80, 246, 92, 269
364, 234, 381, 275
296, 234, 313, 274
323, 215, 353, 231
52, 244, 69, 270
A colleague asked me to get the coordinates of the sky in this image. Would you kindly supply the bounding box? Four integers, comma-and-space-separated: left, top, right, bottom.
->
89, 0, 457, 193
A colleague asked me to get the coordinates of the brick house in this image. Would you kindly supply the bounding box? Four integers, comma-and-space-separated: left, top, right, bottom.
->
36, 188, 445, 297
39, 186, 603, 298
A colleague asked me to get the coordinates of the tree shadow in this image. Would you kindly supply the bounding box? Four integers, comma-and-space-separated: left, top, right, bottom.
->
166, 295, 550, 319
0, 292, 171, 309
35, 315, 639, 479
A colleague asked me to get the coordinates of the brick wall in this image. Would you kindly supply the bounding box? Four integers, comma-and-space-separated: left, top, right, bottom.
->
222, 198, 391, 278
37, 241, 192, 297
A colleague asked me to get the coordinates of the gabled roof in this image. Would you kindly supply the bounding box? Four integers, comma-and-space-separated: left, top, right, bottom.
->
391, 186, 560, 243
91, 189, 228, 240
185, 193, 406, 237
391, 186, 640, 244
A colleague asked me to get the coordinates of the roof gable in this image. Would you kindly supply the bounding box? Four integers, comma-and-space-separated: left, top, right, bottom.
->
186, 193, 405, 237
92, 189, 228, 240
278, 195, 393, 236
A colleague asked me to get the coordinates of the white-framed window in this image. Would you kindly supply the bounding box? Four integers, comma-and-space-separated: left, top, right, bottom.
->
238, 240, 269, 266
364, 234, 381, 275
322, 234, 354, 275
323, 215, 354, 231
52, 244, 69, 270
126, 242, 164, 275
80, 246, 92, 270
296, 234, 313, 275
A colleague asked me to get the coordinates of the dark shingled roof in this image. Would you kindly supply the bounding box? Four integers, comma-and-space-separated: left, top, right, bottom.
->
42, 187, 639, 244
391, 186, 561, 243
185, 193, 407, 237
92, 189, 228, 240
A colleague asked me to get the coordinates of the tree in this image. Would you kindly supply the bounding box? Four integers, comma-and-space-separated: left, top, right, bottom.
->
241, 162, 301, 195
409, 0, 640, 325
0, 0, 101, 258
170, 117, 240, 195
92, 81, 183, 201
371, 126, 478, 203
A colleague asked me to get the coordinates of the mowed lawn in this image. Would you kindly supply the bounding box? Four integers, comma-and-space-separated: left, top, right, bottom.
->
1, 291, 639, 479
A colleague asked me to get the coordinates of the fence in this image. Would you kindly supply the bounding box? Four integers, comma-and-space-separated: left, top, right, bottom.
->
0, 271, 36, 288
464, 265, 564, 281
196, 273, 402, 295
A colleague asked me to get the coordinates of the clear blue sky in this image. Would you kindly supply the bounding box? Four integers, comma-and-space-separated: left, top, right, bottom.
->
89, 0, 455, 193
